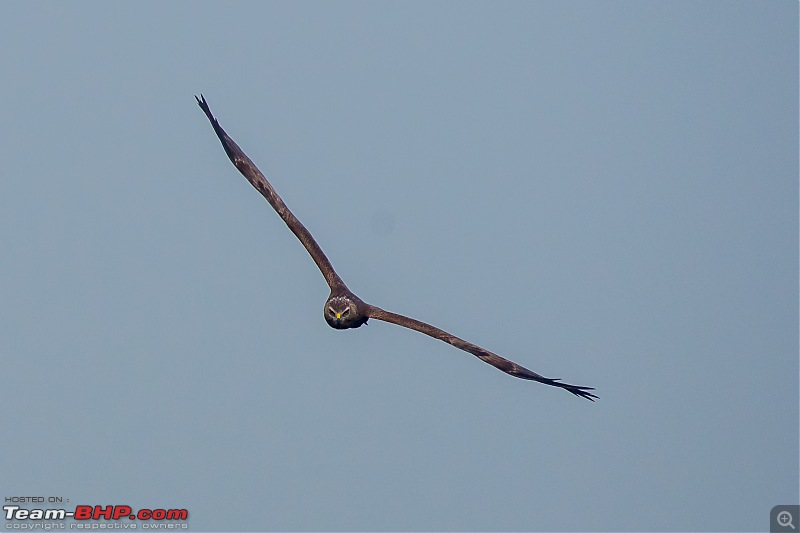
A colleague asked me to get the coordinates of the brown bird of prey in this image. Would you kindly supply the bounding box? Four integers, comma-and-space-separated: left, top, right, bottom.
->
196, 95, 597, 401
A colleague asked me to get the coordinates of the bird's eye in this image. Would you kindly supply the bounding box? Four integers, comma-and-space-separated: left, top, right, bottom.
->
327, 307, 335, 316
341, 308, 350, 317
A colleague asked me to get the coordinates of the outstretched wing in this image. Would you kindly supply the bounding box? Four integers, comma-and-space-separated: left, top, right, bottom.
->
196, 95, 347, 292
366, 305, 597, 400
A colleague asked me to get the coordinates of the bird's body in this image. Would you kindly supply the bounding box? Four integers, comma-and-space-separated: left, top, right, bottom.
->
324, 294, 369, 330
196, 95, 597, 401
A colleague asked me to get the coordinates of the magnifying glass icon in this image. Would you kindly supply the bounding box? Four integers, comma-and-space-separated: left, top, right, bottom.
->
778, 510, 796, 530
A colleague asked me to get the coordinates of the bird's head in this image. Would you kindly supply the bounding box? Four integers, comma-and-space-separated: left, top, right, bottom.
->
324, 295, 367, 330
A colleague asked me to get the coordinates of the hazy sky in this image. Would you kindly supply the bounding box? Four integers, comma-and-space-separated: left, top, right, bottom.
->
1, 2, 797, 532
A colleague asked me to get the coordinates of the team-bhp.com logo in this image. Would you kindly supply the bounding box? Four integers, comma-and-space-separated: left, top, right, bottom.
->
5, 504, 188, 525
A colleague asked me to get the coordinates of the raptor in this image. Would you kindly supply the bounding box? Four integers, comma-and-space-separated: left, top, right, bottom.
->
196, 95, 597, 401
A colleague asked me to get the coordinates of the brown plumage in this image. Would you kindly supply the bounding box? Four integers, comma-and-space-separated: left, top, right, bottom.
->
196, 95, 597, 401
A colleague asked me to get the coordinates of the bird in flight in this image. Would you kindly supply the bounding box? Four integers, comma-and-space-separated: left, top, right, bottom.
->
196, 95, 597, 401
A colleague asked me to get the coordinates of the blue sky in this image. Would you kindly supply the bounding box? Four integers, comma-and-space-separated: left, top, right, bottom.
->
1, 2, 797, 531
